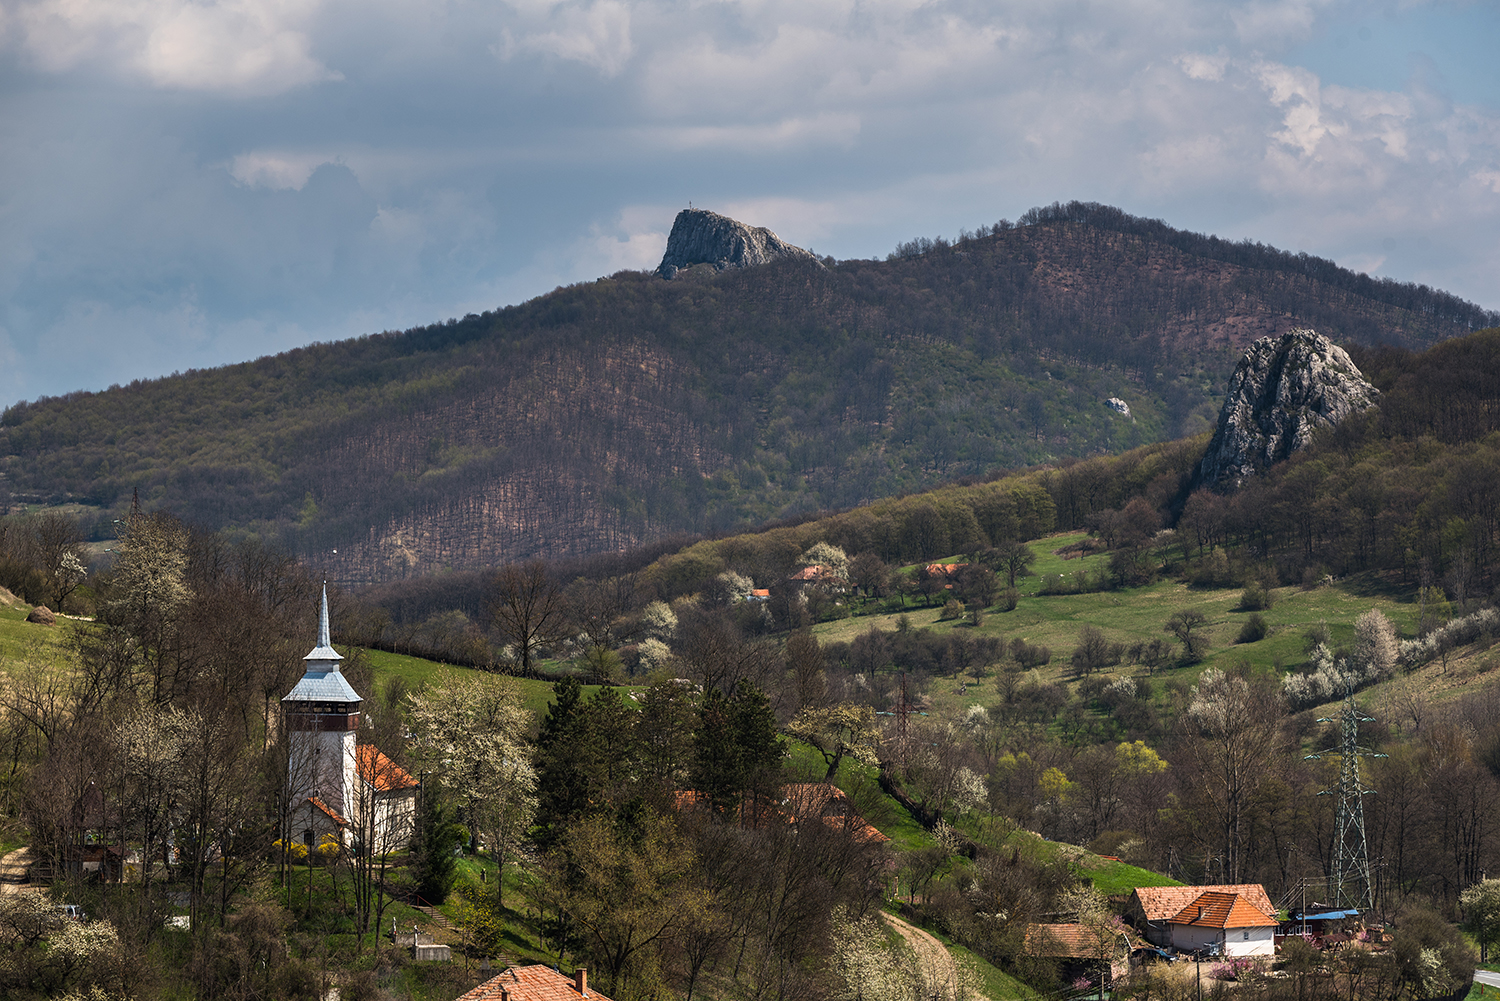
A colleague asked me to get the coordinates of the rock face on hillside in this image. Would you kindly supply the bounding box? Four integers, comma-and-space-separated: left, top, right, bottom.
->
657, 208, 816, 279
1194, 328, 1378, 490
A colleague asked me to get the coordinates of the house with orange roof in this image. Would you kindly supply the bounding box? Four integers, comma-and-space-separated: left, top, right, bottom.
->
1127, 884, 1275, 949
1023, 923, 1133, 984
1163, 889, 1278, 957
458, 965, 608, 1001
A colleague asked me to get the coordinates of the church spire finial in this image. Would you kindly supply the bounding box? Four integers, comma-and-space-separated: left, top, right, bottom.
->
319, 583, 331, 649
299, 583, 343, 669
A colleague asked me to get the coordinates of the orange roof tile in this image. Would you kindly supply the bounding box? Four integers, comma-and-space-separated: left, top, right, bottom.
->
1025, 924, 1105, 959
459, 965, 612, 1001
1167, 891, 1277, 929
1132, 884, 1275, 921
307, 796, 348, 826
357, 745, 418, 792
820, 815, 890, 844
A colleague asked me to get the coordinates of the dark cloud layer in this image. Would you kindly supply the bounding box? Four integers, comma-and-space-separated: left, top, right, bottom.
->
1, 0, 1495, 404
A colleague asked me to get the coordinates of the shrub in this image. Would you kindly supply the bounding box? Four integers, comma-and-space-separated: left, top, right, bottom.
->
999, 588, 1019, 611
1011, 638, 1051, 668
939, 599, 964, 620
1239, 582, 1274, 611
1237, 614, 1269, 644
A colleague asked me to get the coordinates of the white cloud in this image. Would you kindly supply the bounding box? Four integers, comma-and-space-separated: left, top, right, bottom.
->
1177, 49, 1229, 82
497, 0, 634, 76
7, 0, 339, 95
1229, 0, 1323, 47
645, 112, 861, 151
229, 151, 335, 190
3, 0, 1499, 403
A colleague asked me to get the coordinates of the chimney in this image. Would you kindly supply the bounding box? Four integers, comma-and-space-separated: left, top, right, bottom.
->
575, 968, 587, 996
500, 989, 509, 1001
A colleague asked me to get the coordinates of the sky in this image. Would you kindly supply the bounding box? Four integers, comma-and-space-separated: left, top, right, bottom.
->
1, 0, 1497, 406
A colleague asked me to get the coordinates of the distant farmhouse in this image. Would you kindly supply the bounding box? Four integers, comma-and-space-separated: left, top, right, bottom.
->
283, 589, 417, 852
1128, 884, 1278, 958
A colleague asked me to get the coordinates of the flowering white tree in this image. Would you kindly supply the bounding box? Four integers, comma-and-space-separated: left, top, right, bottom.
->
407, 676, 536, 904
1354, 609, 1398, 677
800, 542, 850, 581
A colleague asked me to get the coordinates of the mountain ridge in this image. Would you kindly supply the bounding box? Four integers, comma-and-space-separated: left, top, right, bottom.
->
1, 203, 1491, 583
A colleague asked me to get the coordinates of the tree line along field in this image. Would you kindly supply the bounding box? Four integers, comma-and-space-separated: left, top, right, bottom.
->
809, 536, 1442, 722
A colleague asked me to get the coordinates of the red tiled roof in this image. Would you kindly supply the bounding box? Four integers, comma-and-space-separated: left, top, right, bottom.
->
1132, 884, 1275, 921
1167, 891, 1277, 929
357, 745, 418, 792
1025, 924, 1107, 959
821, 815, 890, 844
458, 965, 611, 1001
307, 796, 348, 826
923, 563, 968, 576
780, 782, 850, 811
789, 565, 832, 581
750, 589, 770, 598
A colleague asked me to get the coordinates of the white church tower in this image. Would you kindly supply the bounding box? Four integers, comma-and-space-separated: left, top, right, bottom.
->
283, 587, 362, 837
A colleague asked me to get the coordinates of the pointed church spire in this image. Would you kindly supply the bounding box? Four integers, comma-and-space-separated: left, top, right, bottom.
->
300, 583, 343, 669
318, 583, 332, 649
284, 582, 358, 704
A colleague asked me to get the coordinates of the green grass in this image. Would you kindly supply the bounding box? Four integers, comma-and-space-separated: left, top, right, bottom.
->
0, 597, 83, 680
1076, 858, 1182, 896
952, 942, 1034, 1000
358, 648, 648, 721
813, 534, 1435, 723
784, 740, 936, 851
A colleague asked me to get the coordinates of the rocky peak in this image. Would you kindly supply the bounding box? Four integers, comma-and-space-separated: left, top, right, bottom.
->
1193, 328, 1378, 491
656, 208, 816, 279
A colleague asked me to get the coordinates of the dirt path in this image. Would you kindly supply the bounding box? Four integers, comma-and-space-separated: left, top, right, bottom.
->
883, 911, 964, 1000
0, 847, 39, 894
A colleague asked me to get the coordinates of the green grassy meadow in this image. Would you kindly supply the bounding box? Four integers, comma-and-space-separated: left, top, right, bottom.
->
814, 532, 1457, 724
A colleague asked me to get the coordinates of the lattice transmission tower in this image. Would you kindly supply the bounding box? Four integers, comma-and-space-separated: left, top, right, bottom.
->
1305, 689, 1386, 912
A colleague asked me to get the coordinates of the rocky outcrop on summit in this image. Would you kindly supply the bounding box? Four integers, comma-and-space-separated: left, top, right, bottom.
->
656, 208, 816, 279
1193, 328, 1378, 491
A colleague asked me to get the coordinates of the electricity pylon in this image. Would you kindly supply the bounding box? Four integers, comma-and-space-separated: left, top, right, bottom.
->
1305, 688, 1386, 912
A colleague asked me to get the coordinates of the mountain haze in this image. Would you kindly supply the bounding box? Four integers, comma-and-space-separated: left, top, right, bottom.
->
1, 203, 1492, 583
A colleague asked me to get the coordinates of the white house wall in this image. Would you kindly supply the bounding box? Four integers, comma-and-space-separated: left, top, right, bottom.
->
1167, 924, 1275, 957
289, 729, 357, 819
1225, 927, 1275, 957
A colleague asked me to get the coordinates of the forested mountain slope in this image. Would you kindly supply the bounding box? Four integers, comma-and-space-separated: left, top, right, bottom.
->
1, 204, 1491, 583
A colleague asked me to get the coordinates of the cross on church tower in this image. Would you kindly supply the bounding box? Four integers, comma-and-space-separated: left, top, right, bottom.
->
283, 586, 363, 840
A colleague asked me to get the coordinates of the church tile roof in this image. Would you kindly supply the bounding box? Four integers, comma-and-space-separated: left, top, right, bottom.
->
307, 796, 348, 827
357, 746, 418, 792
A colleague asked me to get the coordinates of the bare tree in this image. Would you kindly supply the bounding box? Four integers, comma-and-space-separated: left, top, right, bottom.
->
487, 561, 570, 675
1182, 668, 1285, 883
